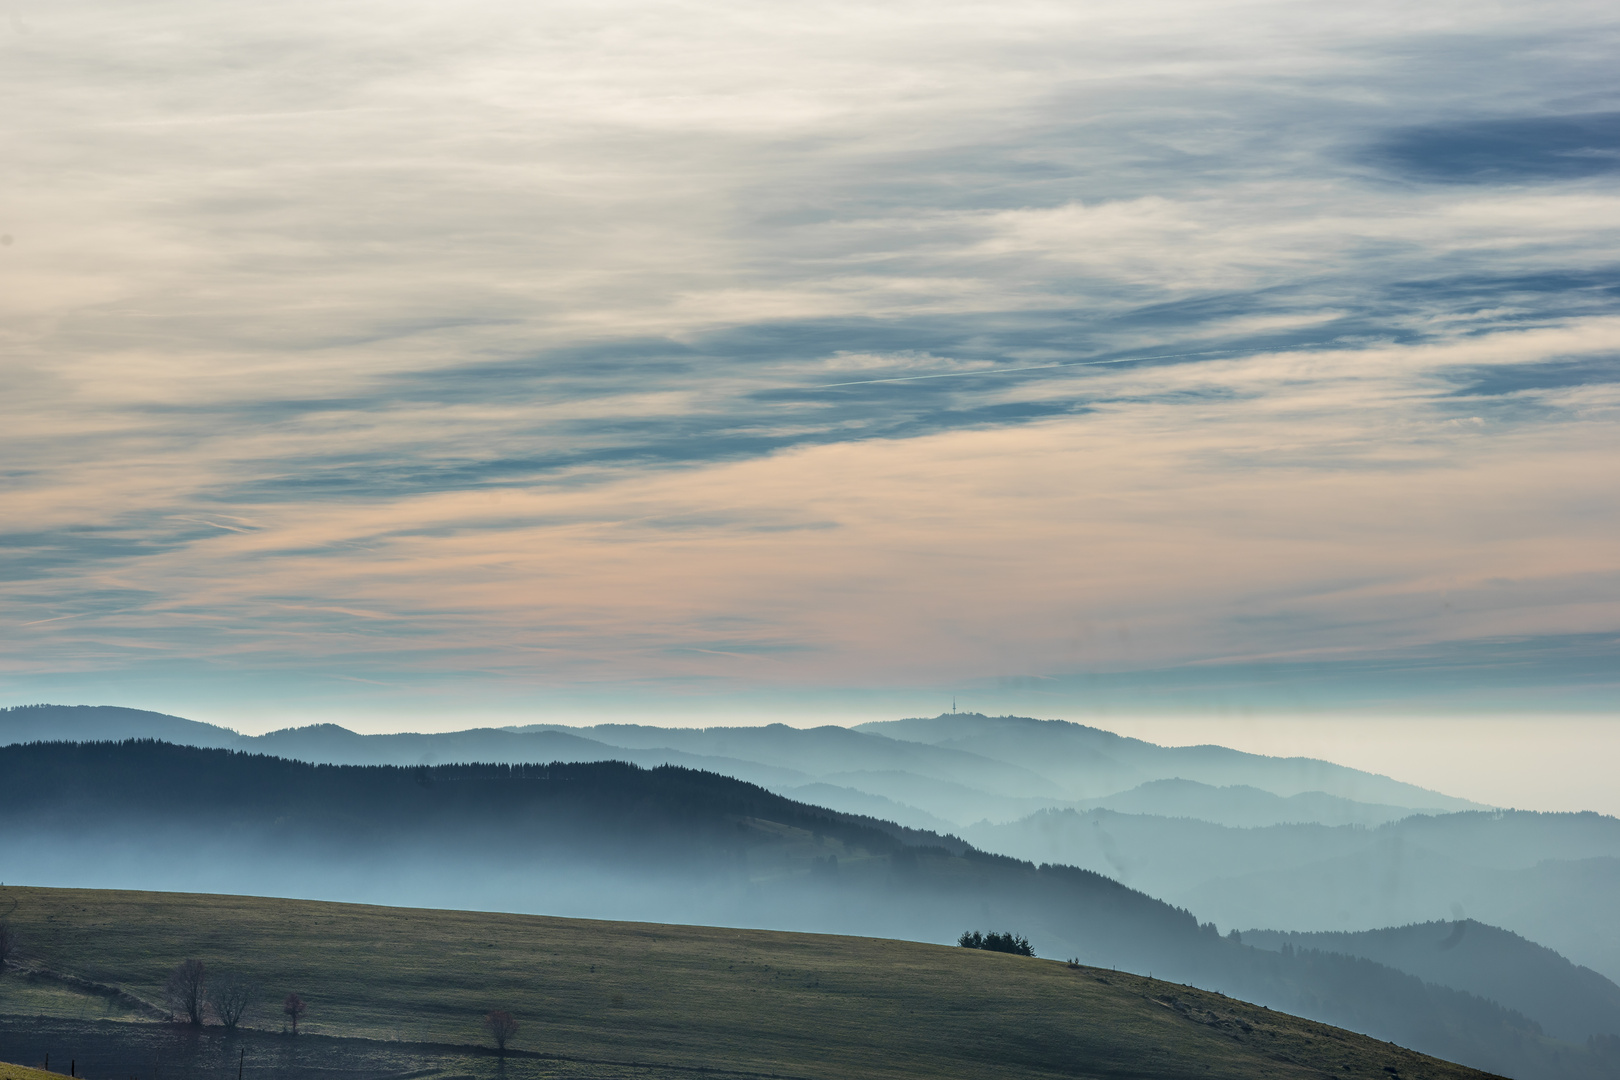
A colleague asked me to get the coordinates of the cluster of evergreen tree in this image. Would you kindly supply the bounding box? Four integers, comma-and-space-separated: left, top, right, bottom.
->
957, 930, 1034, 956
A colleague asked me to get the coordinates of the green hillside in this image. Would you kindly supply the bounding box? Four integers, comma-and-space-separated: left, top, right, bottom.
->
0, 886, 1501, 1080
0, 1063, 59, 1080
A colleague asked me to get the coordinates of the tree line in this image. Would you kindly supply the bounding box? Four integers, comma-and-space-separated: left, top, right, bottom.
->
164, 959, 518, 1050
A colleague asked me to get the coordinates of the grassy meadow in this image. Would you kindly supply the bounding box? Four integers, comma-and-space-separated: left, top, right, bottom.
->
0, 885, 1495, 1080
1, 1063, 62, 1080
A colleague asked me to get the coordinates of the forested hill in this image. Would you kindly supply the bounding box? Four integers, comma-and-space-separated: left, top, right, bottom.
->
4, 737, 971, 857
1242, 921, 1620, 1046
2, 739, 1614, 1080
5, 740, 1203, 967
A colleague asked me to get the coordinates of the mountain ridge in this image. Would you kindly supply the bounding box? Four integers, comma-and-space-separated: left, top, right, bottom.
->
858, 712, 1480, 809
3, 705, 1479, 823
1, 737, 1613, 1080
1240, 920, 1620, 1045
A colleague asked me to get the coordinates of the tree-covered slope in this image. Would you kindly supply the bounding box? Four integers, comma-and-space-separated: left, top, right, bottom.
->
1242, 921, 1620, 1045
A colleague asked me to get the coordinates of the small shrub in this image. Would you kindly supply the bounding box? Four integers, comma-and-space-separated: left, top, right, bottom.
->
0, 922, 18, 972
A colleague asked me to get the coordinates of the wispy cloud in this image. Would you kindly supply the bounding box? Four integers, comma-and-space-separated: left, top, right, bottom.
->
1, 0, 1617, 718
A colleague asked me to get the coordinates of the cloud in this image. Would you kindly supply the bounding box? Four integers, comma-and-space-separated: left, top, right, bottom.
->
1367, 112, 1620, 185
0, 0, 1617, 714
6, 324, 1619, 695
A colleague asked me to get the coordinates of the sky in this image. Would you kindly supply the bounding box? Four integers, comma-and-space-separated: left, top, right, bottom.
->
2, 0, 1618, 769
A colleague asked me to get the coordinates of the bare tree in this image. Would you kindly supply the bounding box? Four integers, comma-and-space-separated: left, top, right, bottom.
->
0, 922, 18, 973
283, 992, 306, 1035
166, 959, 208, 1026
485, 1009, 519, 1053
208, 972, 259, 1033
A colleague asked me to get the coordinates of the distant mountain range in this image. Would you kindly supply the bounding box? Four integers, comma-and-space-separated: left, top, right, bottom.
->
2, 737, 1616, 1080
1, 705, 1477, 828
6, 706, 1613, 976
854, 713, 1482, 812
1241, 920, 1620, 1047
9, 701, 1620, 1069
966, 806, 1620, 986
1078, 777, 1436, 828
